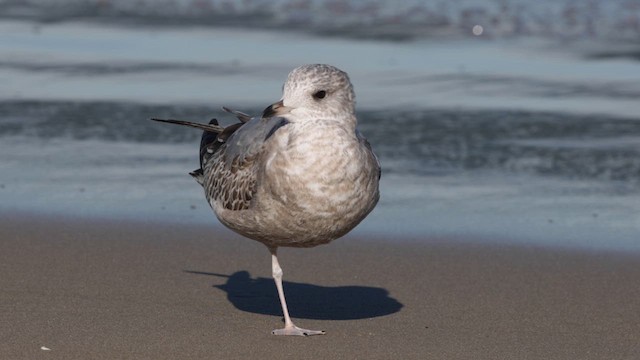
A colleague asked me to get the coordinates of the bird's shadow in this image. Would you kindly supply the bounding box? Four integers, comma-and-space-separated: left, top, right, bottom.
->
185, 270, 403, 320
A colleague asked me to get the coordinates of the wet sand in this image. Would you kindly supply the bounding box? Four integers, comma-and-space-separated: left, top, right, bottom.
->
1, 213, 639, 359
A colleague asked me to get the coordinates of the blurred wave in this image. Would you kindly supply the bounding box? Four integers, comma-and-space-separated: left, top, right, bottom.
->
1, 0, 640, 43
361, 109, 640, 189
4, 100, 639, 190
0, 59, 262, 76
387, 73, 640, 100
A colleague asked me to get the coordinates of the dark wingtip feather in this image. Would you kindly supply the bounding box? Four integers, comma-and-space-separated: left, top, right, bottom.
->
189, 168, 204, 185
222, 106, 251, 123
150, 118, 224, 133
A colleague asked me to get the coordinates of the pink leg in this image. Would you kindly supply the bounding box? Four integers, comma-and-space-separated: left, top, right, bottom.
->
270, 248, 325, 336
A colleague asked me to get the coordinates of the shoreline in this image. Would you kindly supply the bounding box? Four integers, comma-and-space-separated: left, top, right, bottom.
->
2, 212, 639, 359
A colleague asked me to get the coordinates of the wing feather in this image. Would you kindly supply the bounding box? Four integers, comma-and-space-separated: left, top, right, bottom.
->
201, 116, 289, 211
151, 112, 289, 212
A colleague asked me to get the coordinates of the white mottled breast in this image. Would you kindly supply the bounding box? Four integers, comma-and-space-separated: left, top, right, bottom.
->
252, 119, 380, 247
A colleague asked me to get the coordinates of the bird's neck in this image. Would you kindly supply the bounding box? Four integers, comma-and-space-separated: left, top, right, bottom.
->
287, 110, 357, 131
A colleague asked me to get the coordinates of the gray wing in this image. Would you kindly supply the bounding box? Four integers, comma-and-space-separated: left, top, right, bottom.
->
200, 115, 289, 211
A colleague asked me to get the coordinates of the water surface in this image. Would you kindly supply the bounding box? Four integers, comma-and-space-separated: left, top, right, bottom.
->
1, 6, 639, 251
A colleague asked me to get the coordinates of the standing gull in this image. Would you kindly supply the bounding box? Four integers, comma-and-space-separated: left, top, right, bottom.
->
152, 64, 380, 336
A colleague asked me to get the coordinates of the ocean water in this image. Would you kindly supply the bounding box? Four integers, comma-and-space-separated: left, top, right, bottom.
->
1, 1, 639, 251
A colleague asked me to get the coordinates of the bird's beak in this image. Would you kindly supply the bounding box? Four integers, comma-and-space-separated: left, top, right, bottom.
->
262, 99, 290, 118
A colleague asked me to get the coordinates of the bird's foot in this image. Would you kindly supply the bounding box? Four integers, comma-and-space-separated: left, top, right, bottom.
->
271, 324, 325, 336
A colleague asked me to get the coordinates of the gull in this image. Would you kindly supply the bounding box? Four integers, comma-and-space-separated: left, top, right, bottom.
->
151, 64, 380, 336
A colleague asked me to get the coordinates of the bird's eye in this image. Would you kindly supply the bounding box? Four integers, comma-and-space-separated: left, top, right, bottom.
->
313, 90, 326, 100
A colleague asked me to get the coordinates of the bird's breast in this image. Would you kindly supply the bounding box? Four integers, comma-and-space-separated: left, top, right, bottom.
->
255, 123, 379, 244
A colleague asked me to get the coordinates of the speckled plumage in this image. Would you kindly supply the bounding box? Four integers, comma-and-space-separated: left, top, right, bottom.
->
152, 64, 380, 336
192, 64, 380, 249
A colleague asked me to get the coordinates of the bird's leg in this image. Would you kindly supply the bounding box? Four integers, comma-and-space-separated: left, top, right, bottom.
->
269, 247, 325, 336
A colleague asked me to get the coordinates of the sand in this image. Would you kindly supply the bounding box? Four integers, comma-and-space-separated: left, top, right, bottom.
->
1, 212, 639, 359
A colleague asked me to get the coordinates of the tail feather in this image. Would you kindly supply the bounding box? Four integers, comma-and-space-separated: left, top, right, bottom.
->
189, 168, 205, 185
222, 106, 251, 123
151, 116, 246, 186
150, 118, 224, 133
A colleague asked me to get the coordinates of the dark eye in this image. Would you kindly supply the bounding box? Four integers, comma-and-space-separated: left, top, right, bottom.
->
313, 90, 326, 99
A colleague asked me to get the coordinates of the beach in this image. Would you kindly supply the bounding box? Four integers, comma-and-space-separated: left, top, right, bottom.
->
2, 213, 639, 359
2, 1, 640, 358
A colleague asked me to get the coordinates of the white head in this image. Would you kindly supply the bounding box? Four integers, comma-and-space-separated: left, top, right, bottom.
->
262, 64, 356, 124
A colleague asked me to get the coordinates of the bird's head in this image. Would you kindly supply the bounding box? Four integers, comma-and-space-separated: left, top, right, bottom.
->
262, 64, 356, 124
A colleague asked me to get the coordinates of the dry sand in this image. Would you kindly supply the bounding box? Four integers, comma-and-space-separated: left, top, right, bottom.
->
1, 213, 639, 359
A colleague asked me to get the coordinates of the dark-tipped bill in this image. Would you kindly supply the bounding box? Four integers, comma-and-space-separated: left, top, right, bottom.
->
262, 100, 290, 118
